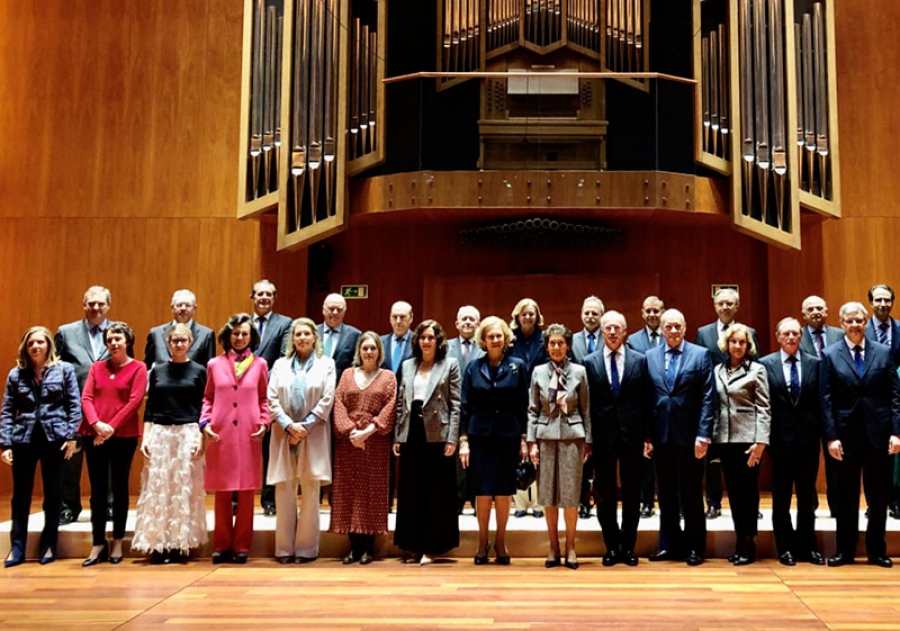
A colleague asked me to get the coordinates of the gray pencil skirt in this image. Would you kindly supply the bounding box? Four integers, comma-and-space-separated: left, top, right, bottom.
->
536, 438, 585, 509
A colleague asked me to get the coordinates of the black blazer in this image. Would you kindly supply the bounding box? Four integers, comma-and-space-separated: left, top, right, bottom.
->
865, 317, 900, 368
695, 321, 761, 365
256, 312, 293, 369
507, 328, 548, 378
759, 350, 822, 450
460, 356, 529, 439
144, 321, 216, 369
820, 340, 900, 449
317, 322, 361, 384
645, 341, 718, 448
798, 324, 843, 358
584, 347, 650, 453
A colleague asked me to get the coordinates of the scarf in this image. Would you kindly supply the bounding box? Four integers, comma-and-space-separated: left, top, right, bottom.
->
232, 348, 255, 380
287, 354, 315, 419
548, 361, 568, 414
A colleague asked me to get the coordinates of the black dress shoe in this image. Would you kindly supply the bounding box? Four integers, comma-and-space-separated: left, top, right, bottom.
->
296, 556, 317, 564
513, 510, 527, 518
532, 510, 544, 518
168, 550, 186, 564
4, 547, 25, 568
277, 555, 295, 565
732, 555, 755, 566
705, 506, 721, 519
648, 549, 680, 562
602, 550, 620, 567
38, 545, 56, 566
150, 551, 166, 565
495, 546, 511, 565
578, 504, 591, 519
342, 552, 359, 565
890, 505, 900, 519
564, 551, 579, 570
82, 543, 109, 567
233, 552, 249, 564
59, 509, 77, 526
685, 551, 704, 566
640, 504, 655, 518
211, 550, 232, 564
263, 504, 277, 517
545, 552, 561, 568
827, 553, 854, 567
868, 556, 893, 568
802, 551, 825, 566
358, 552, 374, 565
779, 552, 796, 566
621, 550, 639, 566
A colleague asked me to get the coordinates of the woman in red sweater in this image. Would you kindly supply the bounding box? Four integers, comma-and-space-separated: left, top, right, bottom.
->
80, 322, 148, 566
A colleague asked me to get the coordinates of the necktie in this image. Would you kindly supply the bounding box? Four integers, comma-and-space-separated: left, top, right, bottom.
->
610, 350, 620, 398
878, 322, 889, 345
788, 355, 800, 402
256, 316, 267, 342
90, 325, 104, 360
853, 345, 864, 377
324, 328, 335, 357
391, 337, 404, 373
587, 333, 596, 354
665, 349, 680, 389
650, 331, 659, 347
812, 328, 824, 357
461, 339, 471, 368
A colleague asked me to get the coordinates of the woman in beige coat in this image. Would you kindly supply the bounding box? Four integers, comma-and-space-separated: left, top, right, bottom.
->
267, 317, 335, 563
713, 323, 771, 565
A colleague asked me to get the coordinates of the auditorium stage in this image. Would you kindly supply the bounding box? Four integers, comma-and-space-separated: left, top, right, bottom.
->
2, 500, 899, 561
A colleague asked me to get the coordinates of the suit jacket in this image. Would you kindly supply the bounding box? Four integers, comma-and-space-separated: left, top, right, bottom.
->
759, 350, 822, 450
584, 347, 649, 452
460, 356, 529, 439
527, 360, 591, 443
266, 355, 335, 485
447, 336, 485, 376
865, 317, 900, 368
798, 324, 843, 358
626, 327, 663, 354
395, 357, 461, 444
820, 340, 900, 450
571, 329, 601, 364
55, 319, 110, 389
255, 312, 293, 369
317, 322, 361, 384
381, 332, 413, 374
695, 321, 760, 365
508, 328, 548, 377
712, 361, 771, 445
144, 321, 216, 370
646, 341, 718, 448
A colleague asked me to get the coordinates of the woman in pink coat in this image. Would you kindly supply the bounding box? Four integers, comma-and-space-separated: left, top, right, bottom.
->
200, 313, 270, 564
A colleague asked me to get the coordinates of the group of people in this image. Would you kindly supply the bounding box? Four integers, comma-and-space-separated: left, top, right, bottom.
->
3, 280, 900, 571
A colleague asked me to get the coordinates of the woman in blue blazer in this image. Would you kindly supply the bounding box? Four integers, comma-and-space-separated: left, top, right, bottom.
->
1, 327, 81, 567
458, 316, 529, 565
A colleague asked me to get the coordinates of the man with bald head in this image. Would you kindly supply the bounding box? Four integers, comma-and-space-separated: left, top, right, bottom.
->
627, 295, 665, 353
381, 301, 414, 374
585, 310, 650, 566
317, 293, 361, 384
799, 295, 843, 359
144, 289, 216, 369
645, 309, 717, 566
572, 296, 605, 363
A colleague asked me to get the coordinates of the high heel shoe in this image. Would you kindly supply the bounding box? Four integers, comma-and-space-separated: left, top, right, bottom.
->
495, 545, 511, 566
473, 543, 490, 565
564, 549, 579, 570
545, 551, 561, 568
38, 545, 56, 566
82, 542, 109, 567
4, 545, 25, 568
109, 540, 124, 564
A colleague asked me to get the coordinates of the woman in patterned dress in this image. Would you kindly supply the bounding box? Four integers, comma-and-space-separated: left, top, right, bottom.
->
329, 331, 397, 565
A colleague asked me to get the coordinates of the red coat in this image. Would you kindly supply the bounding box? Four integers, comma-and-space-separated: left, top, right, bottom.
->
201, 352, 270, 491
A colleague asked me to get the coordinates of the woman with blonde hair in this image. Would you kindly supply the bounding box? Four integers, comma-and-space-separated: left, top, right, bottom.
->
1, 326, 81, 567
267, 317, 335, 563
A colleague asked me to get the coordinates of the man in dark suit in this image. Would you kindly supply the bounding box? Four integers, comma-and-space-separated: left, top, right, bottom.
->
821, 302, 900, 568
381, 300, 414, 374
799, 295, 844, 358
626, 295, 665, 517
759, 317, 825, 566
627, 295, 665, 354
585, 310, 650, 566
694, 287, 760, 519
447, 305, 484, 514
144, 289, 216, 369
646, 309, 717, 566
864, 284, 900, 518
250, 279, 293, 516
571, 296, 605, 363
317, 292, 361, 385
54, 285, 113, 525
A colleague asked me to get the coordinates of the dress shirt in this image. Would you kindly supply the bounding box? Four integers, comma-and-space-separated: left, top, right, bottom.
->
779, 349, 802, 385
647, 327, 661, 347
844, 337, 866, 358
603, 344, 626, 380
89, 318, 110, 359
873, 317, 893, 345
664, 341, 686, 372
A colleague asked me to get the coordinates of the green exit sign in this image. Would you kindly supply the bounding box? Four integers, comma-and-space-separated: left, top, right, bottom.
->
341, 285, 369, 299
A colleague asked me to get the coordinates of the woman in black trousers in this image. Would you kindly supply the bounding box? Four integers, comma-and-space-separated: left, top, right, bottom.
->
0, 326, 81, 567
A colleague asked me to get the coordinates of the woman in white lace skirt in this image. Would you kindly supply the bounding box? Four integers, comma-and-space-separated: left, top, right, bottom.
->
132, 324, 208, 564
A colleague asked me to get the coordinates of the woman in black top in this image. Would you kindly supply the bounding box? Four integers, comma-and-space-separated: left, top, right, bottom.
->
132, 324, 208, 564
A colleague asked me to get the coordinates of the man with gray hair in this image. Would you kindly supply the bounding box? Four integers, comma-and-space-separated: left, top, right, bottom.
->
317, 292, 361, 384
571, 296, 605, 363
144, 289, 216, 369
820, 301, 900, 567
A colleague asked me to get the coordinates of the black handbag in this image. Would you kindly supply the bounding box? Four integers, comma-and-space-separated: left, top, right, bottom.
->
515, 459, 536, 491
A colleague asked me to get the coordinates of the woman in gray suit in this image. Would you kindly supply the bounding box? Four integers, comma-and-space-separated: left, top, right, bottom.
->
267, 318, 335, 563
393, 320, 461, 565
713, 323, 770, 565
527, 324, 591, 569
